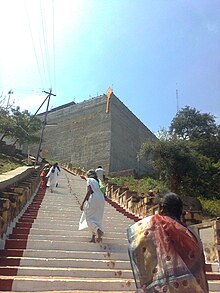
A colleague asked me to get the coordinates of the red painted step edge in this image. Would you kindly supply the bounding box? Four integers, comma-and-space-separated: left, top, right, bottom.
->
0, 187, 46, 291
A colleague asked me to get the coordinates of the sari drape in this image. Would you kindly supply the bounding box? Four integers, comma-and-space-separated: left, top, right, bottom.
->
127, 215, 208, 293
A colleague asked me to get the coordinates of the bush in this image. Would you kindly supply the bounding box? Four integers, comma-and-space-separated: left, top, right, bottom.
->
109, 176, 220, 218
109, 176, 168, 194
198, 197, 220, 217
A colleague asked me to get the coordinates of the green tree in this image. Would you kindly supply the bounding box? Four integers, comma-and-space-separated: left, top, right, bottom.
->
139, 139, 200, 194
0, 108, 16, 141
168, 106, 220, 196
0, 105, 41, 146
11, 107, 41, 146
169, 106, 218, 140
139, 106, 220, 198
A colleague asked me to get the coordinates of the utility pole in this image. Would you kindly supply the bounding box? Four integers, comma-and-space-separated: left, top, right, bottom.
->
35, 89, 56, 165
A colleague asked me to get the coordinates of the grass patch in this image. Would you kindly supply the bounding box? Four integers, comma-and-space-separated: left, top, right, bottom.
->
0, 153, 24, 174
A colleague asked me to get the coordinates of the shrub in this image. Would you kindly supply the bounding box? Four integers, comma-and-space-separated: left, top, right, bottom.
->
109, 176, 168, 194
198, 197, 220, 217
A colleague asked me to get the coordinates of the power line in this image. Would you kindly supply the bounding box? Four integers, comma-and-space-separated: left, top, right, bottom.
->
52, 0, 56, 92
0, 85, 44, 93
40, 0, 52, 87
24, 0, 56, 92
24, 0, 44, 88
37, 10, 48, 88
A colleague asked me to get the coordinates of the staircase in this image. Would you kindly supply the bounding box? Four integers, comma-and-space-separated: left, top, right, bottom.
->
0, 169, 219, 292
0, 169, 136, 292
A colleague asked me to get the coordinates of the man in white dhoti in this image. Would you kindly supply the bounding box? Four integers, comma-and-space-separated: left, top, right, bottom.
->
79, 169, 105, 243
46, 163, 60, 193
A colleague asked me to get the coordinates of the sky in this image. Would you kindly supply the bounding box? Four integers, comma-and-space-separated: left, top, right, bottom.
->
0, 0, 220, 133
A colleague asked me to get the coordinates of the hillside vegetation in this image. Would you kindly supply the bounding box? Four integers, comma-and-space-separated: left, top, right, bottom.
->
0, 153, 25, 174
109, 175, 220, 218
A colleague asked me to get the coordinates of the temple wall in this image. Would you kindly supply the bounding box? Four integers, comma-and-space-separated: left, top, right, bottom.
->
109, 95, 157, 175
39, 96, 111, 172
30, 93, 157, 175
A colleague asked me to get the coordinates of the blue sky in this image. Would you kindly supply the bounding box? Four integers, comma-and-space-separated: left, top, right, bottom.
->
0, 0, 220, 133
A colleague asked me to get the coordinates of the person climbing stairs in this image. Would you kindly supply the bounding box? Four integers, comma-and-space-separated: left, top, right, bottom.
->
0, 169, 136, 292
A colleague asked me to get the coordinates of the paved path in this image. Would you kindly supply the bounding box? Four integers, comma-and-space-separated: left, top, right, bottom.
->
0, 169, 136, 292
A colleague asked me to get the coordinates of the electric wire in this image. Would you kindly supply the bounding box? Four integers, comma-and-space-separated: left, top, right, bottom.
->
40, 0, 52, 88
0, 85, 44, 93
2, 0, 57, 121
24, 0, 45, 89
37, 6, 48, 89
52, 0, 56, 92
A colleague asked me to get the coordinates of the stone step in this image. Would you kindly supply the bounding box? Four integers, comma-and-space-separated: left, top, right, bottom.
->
32, 214, 136, 222
35, 203, 127, 208
0, 257, 131, 269
34, 206, 131, 213
14, 222, 131, 231
205, 263, 220, 272
206, 272, 220, 280
8, 234, 128, 244
0, 290, 135, 293
19, 215, 133, 223
0, 266, 133, 278
12, 227, 128, 237
17, 215, 133, 223
0, 274, 218, 292
208, 280, 220, 292
4, 239, 128, 252
0, 249, 130, 260
17, 212, 121, 220
18, 219, 133, 228
34, 211, 132, 219
20, 208, 132, 216
0, 276, 135, 291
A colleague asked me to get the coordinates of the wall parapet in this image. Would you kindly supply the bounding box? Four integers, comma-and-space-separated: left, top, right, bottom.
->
0, 167, 40, 238
105, 182, 203, 224
0, 166, 36, 191
191, 219, 220, 265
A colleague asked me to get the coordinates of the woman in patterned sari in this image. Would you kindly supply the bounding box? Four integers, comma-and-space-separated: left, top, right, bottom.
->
127, 192, 208, 293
